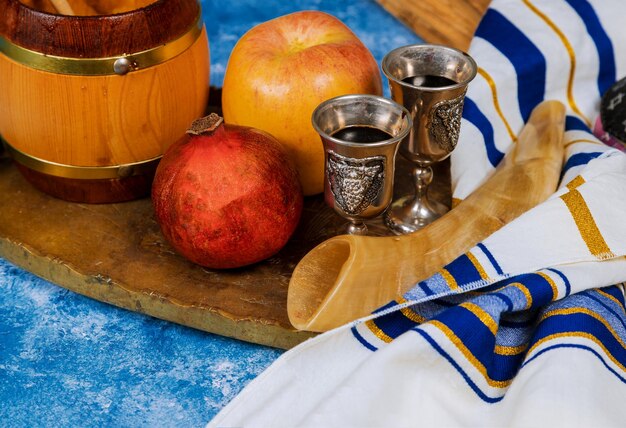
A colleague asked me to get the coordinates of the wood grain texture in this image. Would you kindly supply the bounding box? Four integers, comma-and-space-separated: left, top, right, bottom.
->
0, 149, 450, 348
22, 0, 151, 15
0, 28, 209, 167
0, 159, 312, 349
1, 0, 199, 57
288, 101, 566, 332
375, 0, 491, 50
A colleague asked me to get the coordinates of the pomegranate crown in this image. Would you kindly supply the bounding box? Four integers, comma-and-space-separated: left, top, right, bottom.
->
187, 113, 224, 136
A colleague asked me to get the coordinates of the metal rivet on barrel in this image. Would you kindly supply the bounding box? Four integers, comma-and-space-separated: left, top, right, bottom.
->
113, 58, 133, 75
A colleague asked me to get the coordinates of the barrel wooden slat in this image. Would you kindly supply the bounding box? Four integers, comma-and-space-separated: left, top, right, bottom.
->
0, 29, 209, 166
0, 0, 200, 58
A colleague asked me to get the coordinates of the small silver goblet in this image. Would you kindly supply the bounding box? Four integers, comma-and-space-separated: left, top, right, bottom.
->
312, 94, 412, 235
382, 44, 477, 234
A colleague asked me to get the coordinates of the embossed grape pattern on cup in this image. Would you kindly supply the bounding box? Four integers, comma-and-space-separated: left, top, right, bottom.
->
382, 44, 477, 234
312, 94, 412, 235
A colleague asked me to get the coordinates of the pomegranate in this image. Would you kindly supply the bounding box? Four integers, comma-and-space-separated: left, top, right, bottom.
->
152, 114, 303, 269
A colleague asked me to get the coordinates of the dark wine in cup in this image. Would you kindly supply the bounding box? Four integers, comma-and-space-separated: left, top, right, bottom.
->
331, 126, 393, 143
402, 75, 457, 88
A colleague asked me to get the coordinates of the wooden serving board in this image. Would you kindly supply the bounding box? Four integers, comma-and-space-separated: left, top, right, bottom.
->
0, 151, 449, 349
0, 0, 481, 348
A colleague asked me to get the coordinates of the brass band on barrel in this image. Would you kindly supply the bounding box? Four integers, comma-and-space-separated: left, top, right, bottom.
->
0, 14, 203, 76
3, 140, 161, 180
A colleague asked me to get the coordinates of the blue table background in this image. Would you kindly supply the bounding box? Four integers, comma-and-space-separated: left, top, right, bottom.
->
0, 2, 419, 426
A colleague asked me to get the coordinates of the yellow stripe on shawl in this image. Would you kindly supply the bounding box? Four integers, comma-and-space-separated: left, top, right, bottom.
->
522, 0, 592, 127
566, 175, 585, 191
595, 289, 626, 314
397, 297, 427, 324
528, 332, 626, 373
494, 343, 529, 356
477, 67, 518, 142
429, 320, 512, 388
537, 271, 559, 301
440, 268, 460, 290
560, 188, 614, 258
365, 319, 393, 343
467, 251, 489, 280
564, 139, 605, 149
511, 282, 533, 309
539, 307, 626, 350
460, 302, 498, 335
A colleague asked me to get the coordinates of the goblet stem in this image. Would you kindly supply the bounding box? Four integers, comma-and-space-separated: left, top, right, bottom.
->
346, 221, 368, 236
413, 165, 433, 203
384, 163, 448, 234
408, 164, 448, 221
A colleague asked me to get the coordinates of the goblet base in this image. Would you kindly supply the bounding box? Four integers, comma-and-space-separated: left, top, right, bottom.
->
384, 194, 448, 234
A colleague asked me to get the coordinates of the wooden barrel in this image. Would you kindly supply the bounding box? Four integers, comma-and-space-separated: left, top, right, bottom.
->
0, 0, 210, 203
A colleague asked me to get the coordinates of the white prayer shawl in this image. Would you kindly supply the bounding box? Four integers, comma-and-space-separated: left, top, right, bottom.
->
210, 0, 626, 426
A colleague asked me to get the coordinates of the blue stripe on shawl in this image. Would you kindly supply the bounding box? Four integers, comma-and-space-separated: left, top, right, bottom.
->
547, 268, 571, 296
419, 281, 435, 296
477, 243, 504, 275
493, 293, 514, 312
453, 307, 497, 361
421, 312, 526, 392
490, 352, 527, 380
373, 300, 402, 314
499, 273, 556, 310
462, 98, 504, 167
522, 273, 557, 307
533, 312, 626, 364
599, 285, 626, 305
428, 298, 456, 308
370, 310, 421, 341
583, 293, 626, 332
351, 326, 377, 352
562, 152, 603, 176
566, 115, 591, 132
414, 329, 503, 403
523, 343, 626, 384
434, 304, 528, 382
564, 0, 616, 96
445, 254, 484, 287
475, 9, 547, 122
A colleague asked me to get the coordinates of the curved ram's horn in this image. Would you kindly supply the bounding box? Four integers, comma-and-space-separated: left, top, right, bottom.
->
288, 101, 566, 332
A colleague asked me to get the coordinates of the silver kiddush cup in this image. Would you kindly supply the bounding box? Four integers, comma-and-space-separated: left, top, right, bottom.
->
382, 44, 477, 234
312, 94, 412, 236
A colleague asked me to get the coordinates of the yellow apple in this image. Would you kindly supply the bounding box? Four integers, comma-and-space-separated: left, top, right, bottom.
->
222, 10, 383, 195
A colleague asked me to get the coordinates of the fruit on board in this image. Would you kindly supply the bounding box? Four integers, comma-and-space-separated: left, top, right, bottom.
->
222, 10, 383, 195
152, 114, 303, 269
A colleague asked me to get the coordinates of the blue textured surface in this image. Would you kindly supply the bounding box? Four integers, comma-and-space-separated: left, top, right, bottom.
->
0, 1, 419, 425
203, 0, 421, 96
0, 258, 283, 427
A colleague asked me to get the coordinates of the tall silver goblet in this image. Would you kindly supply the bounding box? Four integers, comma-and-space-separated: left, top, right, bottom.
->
312, 94, 412, 235
382, 44, 477, 234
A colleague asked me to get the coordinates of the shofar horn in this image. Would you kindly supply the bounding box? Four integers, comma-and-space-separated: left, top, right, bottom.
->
288, 100, 566, 332
49, 0, 75, 15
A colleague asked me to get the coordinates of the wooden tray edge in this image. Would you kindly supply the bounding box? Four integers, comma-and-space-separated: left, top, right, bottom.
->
0, 237, 316, 349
